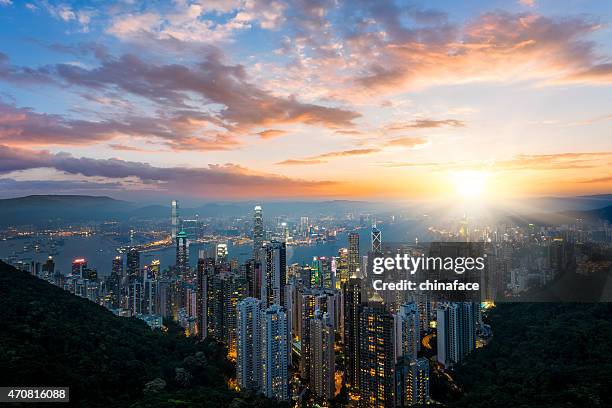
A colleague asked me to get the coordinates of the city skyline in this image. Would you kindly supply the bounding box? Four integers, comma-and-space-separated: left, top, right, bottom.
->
1, 0, 612, 202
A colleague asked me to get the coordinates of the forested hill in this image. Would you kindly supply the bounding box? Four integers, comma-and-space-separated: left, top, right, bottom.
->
449, 303, 612, 408
0, 261, 285, 408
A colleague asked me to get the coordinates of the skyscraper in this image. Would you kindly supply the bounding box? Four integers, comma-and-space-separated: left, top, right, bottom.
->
108, 255, 123, 308
253, 205, 264, 261
348, 232, 360, 278
343, 277, 362, 390
176, 230, 189, 276
197, 255, 214, 339
436, 302, 477, 368
171, 200, 179, 240
261, 241, 287, 308
299, 289, 317, 380
404, 358, 430, 406
359, 301, 395, 408
394, 302, 421, 363
309, 311, 335, 400
372, 225, 382, 254
216, 243, 228, 264
71, 258, 87, 277
236, 297, 262, 391
126, 248, 140, 280
261, 304, 289, 401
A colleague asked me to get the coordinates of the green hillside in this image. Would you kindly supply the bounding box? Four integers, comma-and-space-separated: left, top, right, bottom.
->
0, 261, 284, 408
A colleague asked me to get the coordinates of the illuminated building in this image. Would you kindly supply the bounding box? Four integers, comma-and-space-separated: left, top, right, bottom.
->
298, 288, 316, 381
126, 248, 140, 280
336, 248, 349, 287
236, 297, 262, 391
348, 232, 360, 278
371, 225, 382, 254
108, 256, 123, 308
197, 256, 214, 339
253, 205, 264, 261
405, 358, 429, 406
312, 256, 334, 289
359, 301, 395, 408
176, 230, 189, 276
261, 304, 289, 401
394, 303, 420, 363
436, 302, 477, 368
171, 199, 179, 240
216, 243, 228, 264
261, 241, 287, 308
42, 256, 55, 282
309, 310, 335, 400
71, 258, 87, 277
343, 277, 362, 390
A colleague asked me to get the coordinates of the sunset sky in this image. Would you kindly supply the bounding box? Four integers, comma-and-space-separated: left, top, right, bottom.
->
0, 0, 611, 202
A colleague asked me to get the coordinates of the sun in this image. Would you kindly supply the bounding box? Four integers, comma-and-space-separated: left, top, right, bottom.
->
451, 170, 488, 199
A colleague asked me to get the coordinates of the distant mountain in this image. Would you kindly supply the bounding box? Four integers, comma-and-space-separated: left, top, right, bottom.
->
0, 195, 135, 226
0, 261, 284, 407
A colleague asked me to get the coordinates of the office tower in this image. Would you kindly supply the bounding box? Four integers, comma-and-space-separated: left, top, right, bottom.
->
142, 269, 158, 315
236, 297, 262, 391
176, 230, 189, 276
216, 243, 228, 264
359, 301, 395, 408
300, 216, 309, 237
261, 241, 287, 307
315, 290, 341, 332
336, 248, 349, 287
129, 280, 143, 316
253, 205, 264, 261
126, 248, 140, 280
372, 225, 382, 254
157, 278, 172, 318
171, 199, 179, 240
222, 273, 248, 358
394, 303, 421, 363
343, 277, 362, 390
436, 302, 477, 368
404, 358, 430, 406
243, 259, 261, 299
71, 258, 87, 277
197, 256, 214, 339
261, 304, 289, 401
409, 293, 432, 333
42, 256, 55, 281
348, 232, 360, 278
299, 289, 317, 380
309, 311, 335, 400
209, 273, 225, 340
312, 256, 334, 289
149, 259, 160, 279
107, 256, 123, 308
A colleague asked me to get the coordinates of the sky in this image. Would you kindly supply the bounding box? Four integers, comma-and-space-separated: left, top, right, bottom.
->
0, 0, 611, 203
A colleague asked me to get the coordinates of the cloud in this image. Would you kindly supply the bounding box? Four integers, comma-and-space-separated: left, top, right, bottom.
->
277, 148, 380, 165
386, 119, 465, 131
519, 0, 536, 7
276, 137, 429, 166
0, 0, 12, 6
384, 136, 428, 148
0, 145, 341, 198
106, 0, 287, 43
257, 129, 288, 139
0, 101, 240, 151
45, 50, 359, 132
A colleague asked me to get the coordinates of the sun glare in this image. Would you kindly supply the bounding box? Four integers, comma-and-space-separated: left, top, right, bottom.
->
452, 170, 488, 199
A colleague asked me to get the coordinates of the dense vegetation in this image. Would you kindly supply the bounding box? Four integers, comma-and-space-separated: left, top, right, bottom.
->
449, 303, 612, 408
0, 261, 285, 408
